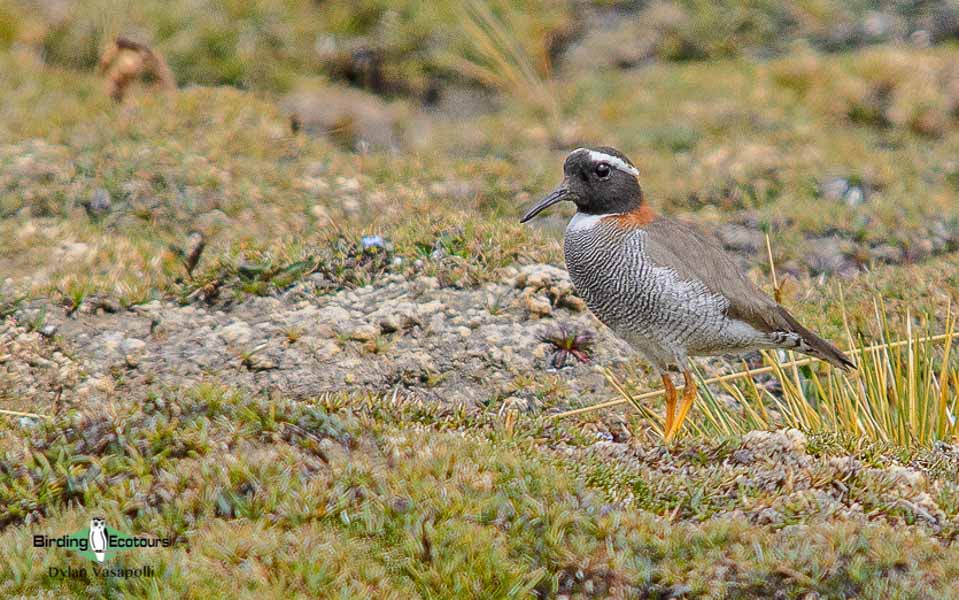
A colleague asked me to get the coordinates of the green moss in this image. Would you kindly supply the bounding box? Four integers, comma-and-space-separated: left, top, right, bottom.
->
3, 386, 959, 597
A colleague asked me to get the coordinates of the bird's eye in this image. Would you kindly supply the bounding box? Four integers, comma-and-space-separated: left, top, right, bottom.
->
595, 163, 611, 179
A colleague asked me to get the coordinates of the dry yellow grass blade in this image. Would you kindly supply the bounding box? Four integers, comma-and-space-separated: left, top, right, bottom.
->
446, 0, 561, 125
0, 408, 53, 420
550, 331, 959, 420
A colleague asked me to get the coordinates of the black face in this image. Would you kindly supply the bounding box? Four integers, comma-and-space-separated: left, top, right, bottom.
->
520, 146, 643, 223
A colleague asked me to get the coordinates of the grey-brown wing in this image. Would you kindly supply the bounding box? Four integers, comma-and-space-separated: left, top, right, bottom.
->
642, 217, 854, 369
642, 217, 787, 332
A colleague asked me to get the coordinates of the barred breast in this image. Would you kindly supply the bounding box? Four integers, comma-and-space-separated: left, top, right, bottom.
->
563, 213, 768, 369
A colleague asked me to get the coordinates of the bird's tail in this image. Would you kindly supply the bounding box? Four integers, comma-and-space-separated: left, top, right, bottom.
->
779, 309, 856, 370
95, 551, 105, 563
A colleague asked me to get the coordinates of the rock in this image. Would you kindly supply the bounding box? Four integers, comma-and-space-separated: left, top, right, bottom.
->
220, 322, 254, 345
524, 293, 552, 317
373, 302, 420, 330
560, 295, 587, 312
415, 300, 444, 317
83, 187, 112, 219
515, 264, 569, 290
413, 276, 440, 291
395, 351, 437, 383
92, 297, 122, 314
120, 338, 146, 354
754, 508, 784, 526
870, 244, 904, 264
349, 323, 379, 342
244, 352, 276, 371
733, 429, 807, 465
828, 456, 862, 476
318, 305, 351, 324
910, 29, 932, 48
99, 331, 126, 354
717, 223, 764, 254
39, 324, 57, 337
119, 338, 146, 367
874, 465, 925, 494
561, 13, 659, 73
57, 241, 91, 262
361, 235, 386, 251
378, 315, 401, 333
498, 396, 528, 414
302, 337, 341, 361
803, 236, 853, 275
819, 177, 868, 206
905, 238, 934, 262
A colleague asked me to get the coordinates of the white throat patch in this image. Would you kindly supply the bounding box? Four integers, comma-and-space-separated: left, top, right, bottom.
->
573, 148, 639, 177
567, 211, 620, 232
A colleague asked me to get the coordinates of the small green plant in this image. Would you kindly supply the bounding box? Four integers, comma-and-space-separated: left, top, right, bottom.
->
27, 306, 46, 332
284, 326, 303, 343
0, 293, 25, 319
63, 281, 93, 316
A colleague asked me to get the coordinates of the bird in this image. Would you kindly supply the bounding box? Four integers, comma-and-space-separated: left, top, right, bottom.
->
521, 146, 855, 441
89, 517, 107, 563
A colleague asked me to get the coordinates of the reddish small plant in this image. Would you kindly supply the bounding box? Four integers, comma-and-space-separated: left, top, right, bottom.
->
540, 324, 595, 369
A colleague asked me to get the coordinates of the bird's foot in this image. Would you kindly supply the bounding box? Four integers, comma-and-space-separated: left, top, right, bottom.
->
661, 373, 678, 442
667, 370, 697, 441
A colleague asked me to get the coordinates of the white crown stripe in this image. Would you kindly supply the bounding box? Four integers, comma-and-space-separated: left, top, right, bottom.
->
573, 148, 639, 176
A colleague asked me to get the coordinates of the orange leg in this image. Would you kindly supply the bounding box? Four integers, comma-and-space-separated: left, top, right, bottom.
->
661, 373, 677, 440
667, 370, 698, 441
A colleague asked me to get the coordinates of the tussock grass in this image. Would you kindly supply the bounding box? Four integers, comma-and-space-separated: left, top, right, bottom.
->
700, 306, 959, 446
567, 300, 959, 447
445, 0, 562, 125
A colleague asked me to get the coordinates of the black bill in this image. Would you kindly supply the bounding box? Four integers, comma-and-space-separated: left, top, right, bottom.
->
519, 184, 572, 223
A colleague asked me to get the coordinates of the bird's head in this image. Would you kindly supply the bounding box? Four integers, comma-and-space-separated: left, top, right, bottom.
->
520, 146, 644, 223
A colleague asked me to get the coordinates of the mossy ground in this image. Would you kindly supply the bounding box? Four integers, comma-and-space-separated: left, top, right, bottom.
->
3, 1, 959, 597
3, 387, 959, 598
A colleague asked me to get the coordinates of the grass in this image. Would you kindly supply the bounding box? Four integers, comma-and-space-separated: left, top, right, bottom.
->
3, 385, 959, 597
4, 46, 959, 309
571, 229, 959, 446
599, 312, 959, 446
445, 0, 562, 129
707, 307, 959, 446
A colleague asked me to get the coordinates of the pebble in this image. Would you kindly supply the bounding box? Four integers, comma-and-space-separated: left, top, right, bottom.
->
120, 338, 146, 354
349, 324, 379, 342
220, 322, 254, 345
2, 261, 622, 409
379, 315, 401, 333
525, 294, 552, 316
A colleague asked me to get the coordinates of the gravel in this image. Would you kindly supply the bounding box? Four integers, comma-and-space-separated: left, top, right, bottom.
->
5, 264, 643, 409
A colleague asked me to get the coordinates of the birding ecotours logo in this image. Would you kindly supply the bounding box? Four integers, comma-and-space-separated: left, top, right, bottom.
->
33, 517, 171, 564
89, 517, 108, 562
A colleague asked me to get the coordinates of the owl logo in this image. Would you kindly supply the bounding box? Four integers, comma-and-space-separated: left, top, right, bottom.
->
89, 517, 108, 563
